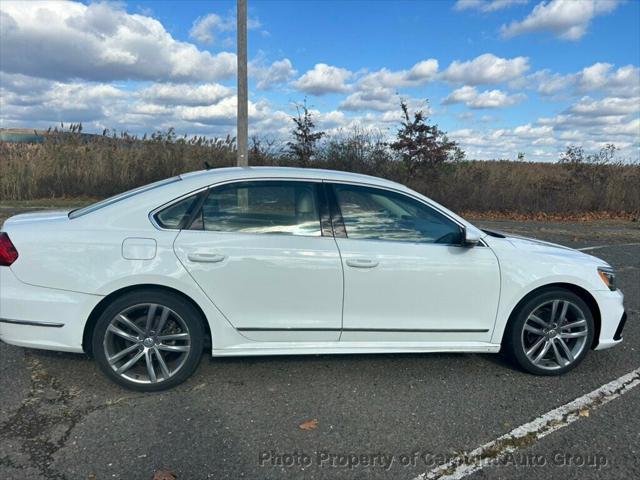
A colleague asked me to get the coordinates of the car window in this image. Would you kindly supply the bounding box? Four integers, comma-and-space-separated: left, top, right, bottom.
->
191, 181, 322, 236
154, 193, 202, 229
332, 184, 462, 244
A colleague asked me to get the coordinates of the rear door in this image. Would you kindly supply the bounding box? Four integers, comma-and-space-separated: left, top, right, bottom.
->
327, 182, 500, 344
172, 179, 343, 342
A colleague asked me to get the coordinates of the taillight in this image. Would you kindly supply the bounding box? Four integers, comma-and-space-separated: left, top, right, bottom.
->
0, 232, 18, 266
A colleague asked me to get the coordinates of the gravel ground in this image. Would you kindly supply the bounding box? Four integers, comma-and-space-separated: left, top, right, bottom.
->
1, 207, 638, 480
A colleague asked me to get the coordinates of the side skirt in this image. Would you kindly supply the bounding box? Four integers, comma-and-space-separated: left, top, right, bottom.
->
211, 341, 501, 357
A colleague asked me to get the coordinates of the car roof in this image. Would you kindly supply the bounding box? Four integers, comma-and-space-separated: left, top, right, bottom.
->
179, 166, 406, 190
67, 165, 479, 235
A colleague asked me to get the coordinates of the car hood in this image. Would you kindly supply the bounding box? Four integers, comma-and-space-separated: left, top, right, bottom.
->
486, 230, 608, 266
506, 234, 573, 251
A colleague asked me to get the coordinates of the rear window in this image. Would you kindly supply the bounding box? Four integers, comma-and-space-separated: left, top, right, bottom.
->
154, 193, 202, 229
69, 177, 181, 219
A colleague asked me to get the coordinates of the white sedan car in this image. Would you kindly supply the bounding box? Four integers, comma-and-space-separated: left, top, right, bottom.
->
0, 167, 626, 391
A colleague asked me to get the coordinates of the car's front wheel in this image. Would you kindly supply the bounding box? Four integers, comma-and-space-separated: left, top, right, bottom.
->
92, 289, 205, 391
504, 289, 594, 375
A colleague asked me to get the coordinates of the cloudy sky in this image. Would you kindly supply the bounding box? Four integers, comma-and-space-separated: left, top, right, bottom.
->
1, 0, 639, 161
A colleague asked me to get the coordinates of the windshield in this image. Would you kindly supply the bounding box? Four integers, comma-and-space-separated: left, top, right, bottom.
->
68, 176, 181, 219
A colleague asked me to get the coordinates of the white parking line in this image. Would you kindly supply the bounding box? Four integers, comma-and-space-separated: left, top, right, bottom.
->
413, 367, 640, 480
577, 242, 640, 251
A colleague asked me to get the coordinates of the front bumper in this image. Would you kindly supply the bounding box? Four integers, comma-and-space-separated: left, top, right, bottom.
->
0, 267, 101, 353
593, 288, 626, 350
613, 311, 627, 341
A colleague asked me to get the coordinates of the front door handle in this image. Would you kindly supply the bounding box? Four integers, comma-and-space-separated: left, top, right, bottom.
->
346, 258, 379, 268
187, 252, 226, 263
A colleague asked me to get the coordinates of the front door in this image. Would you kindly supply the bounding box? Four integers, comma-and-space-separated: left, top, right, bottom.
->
174, 180, 343, 342
327, 182, 500, 344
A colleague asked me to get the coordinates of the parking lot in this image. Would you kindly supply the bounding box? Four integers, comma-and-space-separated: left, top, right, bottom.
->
1, 214, 638, 480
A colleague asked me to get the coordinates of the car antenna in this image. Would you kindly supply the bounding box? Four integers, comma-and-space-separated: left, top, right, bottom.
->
204, 161, 213, 170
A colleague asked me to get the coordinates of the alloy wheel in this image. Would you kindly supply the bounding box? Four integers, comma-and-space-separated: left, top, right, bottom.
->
103, 303, 191, 384
521, 299, 589, 371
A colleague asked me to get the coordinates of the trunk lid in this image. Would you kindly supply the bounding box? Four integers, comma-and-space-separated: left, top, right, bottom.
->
2, 210, 72, 228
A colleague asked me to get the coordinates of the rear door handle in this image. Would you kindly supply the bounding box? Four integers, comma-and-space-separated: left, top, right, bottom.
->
346, 258, 379, 268
187, 252, 226, 263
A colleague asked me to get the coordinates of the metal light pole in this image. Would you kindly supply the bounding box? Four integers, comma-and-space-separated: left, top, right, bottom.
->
236, 0, 248, 167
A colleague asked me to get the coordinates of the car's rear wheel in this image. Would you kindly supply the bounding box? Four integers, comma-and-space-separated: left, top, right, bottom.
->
504, 289, 594, 375
92, 290, 204, 391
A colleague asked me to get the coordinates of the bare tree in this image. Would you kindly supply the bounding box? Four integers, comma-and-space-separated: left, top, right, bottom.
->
287, 99, 325, 166
559, 145, 585, 164
249, 135, 279, 165
390, 100, 463, 179
559, 144, 618, 165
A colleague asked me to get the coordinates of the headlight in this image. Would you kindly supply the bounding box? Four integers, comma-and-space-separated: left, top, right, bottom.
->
598, 266, 617, 291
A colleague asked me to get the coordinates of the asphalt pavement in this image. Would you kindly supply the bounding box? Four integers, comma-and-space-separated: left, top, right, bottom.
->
1, 218, 638, 480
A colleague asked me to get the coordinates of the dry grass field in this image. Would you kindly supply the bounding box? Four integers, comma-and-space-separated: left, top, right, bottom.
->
1, 131, 638, 217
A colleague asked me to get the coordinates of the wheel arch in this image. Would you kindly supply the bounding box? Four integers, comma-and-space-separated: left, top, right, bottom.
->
502, 282, 601, 349
82, 284, 212, 355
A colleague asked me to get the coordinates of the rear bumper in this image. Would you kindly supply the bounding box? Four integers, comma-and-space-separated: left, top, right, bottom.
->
0, 267, 101, 353
593, 289, 626, 351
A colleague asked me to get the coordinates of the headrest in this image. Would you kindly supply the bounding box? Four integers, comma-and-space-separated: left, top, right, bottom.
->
296, 190, 314, 214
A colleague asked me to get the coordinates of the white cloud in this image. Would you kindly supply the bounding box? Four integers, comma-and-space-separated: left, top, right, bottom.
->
534, 94, 639, 149
359, 59, 439, 89
600, 118, 640, 136
128, 103, 174, 117
337, 59, 438, 111
0, 78, 128, 124
576, 63, 640, 97
0, 1, 236, 82
189, 12, 261, 45
178, 97, 288, 132
292, 64, 353, 95
450, 101, 639, 161
568, 96, 640, 117
0, 72, 51, 100
189, 13, 234, 44
0, 73, 291, 138
524, 63, 640, 99
178, 96, 244, 125
138, 83, 233, 106
513, 123, 554, 137
315, 110, 348, 130
524, 70, 573, 95
254, 59, 297, 90
442, 86, 525, 108
339, 87, 399, 112
501, 0, 622, 41
0, 2, 636, 163
454, 0, 528, 13
442, 54, 529, 85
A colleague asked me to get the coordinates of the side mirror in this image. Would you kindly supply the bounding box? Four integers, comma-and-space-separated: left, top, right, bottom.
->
462, 226, 482, 247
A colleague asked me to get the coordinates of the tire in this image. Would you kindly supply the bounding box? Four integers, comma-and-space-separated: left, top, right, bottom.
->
503, 288, 594, 376
92, 289, 205, 392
